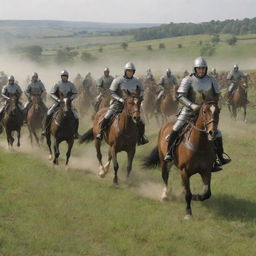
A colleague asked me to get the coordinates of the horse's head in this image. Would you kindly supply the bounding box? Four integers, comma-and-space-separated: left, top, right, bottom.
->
124, 90, 141, 123
59, 92, 72, 115
6, 96, 18, 116
199, 101, 220, 141
31, 95, 43, 112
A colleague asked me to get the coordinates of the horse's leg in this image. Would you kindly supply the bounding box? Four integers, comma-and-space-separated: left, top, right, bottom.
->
46, 134, 52, 160
32, 126, 40, 145
65, 138, 74, 166
111, 147, 119, 184
181, 169, 192, 219
192, 171, 211, 201
126, 147, 135, 178
95, 139, 105, 177
161, 158, 171, 201
6, 129, 12, 149
53, 139, 60, 165
103, 147, 112, 176
243, 105, 247, 122
28, 125, 33, 145
17, 128, 21, 147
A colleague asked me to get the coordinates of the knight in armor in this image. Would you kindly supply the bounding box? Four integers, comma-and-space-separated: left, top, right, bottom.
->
227, 64, 247, 104
82, 72, 94, 92
96, 62, 149, 146
156, 68, 178, 112
41, 70, 79, 139
24, 72, 47, 122
0, 75, 23, 122
94, 67, 114, 112
146, 68, 155, 81
210, 67, 218, 79
164, 57, 231, 172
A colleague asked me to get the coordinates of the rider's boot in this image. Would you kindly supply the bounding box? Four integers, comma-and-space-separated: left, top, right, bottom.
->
164, 130, 179, 161
41, 114, 52, 136
96, 117, 110, 140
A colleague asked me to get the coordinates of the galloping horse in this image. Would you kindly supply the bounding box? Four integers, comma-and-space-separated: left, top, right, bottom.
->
27, 95, 47, 145
46, 93, 76, 165
159, 87, 178, 124
144, 101, 220, 219
80, 92, 141, 184
142, 81, 159, 123
1, 96, 23, 148
228, 76, 248, 121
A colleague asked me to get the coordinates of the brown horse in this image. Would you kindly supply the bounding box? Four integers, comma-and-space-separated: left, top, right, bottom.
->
160, 87, 178, 124
142, 82, 159, 123
27, 95, 47, 145
144, 101, 220, 219
1, 96, 23, 148
46, 95, 76, 166
228, 77, 248, 121
80, 93, 141, 184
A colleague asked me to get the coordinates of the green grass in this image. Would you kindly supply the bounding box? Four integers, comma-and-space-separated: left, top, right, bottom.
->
0, 105, 256, 255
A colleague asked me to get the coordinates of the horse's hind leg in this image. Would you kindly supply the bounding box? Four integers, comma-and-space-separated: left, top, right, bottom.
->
161, 159, 171, 201
103, 148, 112, 176
181, 169, 192, 219
65, 138, 74, 166
28, 125, 33, 145
95, 139, 105, 177
192, 171, 211, 202
17, 128, 21, 147
46, 134, 52, 160
111, 147, 119, 184
53, 139, 60, 165
243, 106, 247, 122
126, 148, 135, 178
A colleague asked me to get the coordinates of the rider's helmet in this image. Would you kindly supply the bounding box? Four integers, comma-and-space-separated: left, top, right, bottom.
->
233, 64, 239, 71
166, 68, 171, 76
193, 56, 208, 76
8, 75, 15, 81
32, 72, 38, 78
60, 70, 69, 77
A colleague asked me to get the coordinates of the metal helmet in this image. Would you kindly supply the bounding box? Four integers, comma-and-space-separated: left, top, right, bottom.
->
211, 67, 216, 73
8, 75, 15, 81
147, 68, 151, 73
233, 64, 239, 70
104, 67, 110, 72
194, 56, 208, 69
32, 72, 38, 78
124, 62, 136, 71
60, 70, 69, 77
166, 68, 171, 75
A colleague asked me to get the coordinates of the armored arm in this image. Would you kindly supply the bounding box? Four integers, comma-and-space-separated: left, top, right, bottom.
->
70, 83, 78, 101
50, 84, 60, 102
110, 77, 123, 102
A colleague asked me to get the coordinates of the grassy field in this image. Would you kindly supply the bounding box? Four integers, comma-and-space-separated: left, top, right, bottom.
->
0, 102, 256, 255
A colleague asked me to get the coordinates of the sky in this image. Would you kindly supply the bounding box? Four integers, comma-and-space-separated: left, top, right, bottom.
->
0, 0, 255, 24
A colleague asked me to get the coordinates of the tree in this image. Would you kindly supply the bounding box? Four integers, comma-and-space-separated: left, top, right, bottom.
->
98, 47, 103, 53
211, 34, 220, 44
200, 43, 216, 56
146, 45, 153, 51
159, 43, 166, 49
23, 45, 43, 61
55, 49, 74, 64
80, 51, 96, 62
227, 36, 237, 46
121, 42, 128, 50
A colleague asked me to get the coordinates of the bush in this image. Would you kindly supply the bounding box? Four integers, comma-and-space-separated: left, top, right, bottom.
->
23, 45, 43, 61
177, 44, 183, 48
55, 49, 74, 64
227, 36, 237, 46
159, 43, 165, 49
121, 42, 128, 50
146, 45, 153, 51
211, 34, 220, 44
98, 47, 103, 53
80, 51, 96, 62
200, 43, 216, 56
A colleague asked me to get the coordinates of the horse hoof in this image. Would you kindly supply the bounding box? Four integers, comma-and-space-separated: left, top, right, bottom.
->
48, 155, 52, 160
184, 214, 192, 220
99, 171, 105, 178
161, 195, 169, 202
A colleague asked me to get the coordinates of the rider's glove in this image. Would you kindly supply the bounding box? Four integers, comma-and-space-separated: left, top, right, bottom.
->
190, 103, 200, 111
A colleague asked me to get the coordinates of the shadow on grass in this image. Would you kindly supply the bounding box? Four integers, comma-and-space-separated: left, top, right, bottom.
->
204, 193, 256, 221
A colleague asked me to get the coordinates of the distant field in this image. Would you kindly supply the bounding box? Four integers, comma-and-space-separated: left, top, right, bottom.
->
0, 102, 256, 255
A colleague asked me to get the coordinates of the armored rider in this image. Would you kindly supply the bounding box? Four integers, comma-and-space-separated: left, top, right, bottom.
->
164, 57, 231, 172
41, 70, 79, 139
96, 62, 149, 145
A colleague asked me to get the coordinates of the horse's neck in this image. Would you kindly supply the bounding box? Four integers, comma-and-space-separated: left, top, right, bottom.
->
118, 107, 135, 131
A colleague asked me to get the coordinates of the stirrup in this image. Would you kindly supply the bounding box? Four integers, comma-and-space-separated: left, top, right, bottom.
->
220, 153, 231, 165
212, 161, 222, 172
164, 151, 173, 162
96, 133, 103, 141
138, 135, 149, 146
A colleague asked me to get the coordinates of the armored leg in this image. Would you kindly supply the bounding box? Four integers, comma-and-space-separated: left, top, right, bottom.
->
137, 119, 149, 145
96, 109, 113, 140
164, 119, 186, 161
41, 104, 58, 136
0, 106, 5, 122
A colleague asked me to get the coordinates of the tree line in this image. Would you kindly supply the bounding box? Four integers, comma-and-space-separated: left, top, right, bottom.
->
115, 17, 256, 41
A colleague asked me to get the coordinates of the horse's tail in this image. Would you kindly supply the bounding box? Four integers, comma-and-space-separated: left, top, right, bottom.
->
79, 128, 94, 144
143, 146, 160, 168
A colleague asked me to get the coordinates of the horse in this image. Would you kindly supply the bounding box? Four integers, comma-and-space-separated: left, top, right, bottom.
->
143, 101, 220, 219
1, 96, 24, 148
79, 92, 141, 184
159, 87, 178, 124
26, 95, 47, 145
76, 87, 93, 116
228, 77, 248, 121
142, 81, 159, 123
46, 94, 76, 166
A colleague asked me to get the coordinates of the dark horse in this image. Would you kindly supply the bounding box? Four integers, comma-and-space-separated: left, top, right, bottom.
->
144, 101, 220, 219
27, 95, 47, 145
228, 77, 248, 121
1, 96, 23, 148
160, 87, 178, 124
80, 92, 141, 184
46, 94, 76, 166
